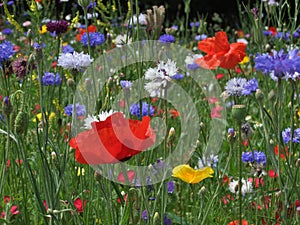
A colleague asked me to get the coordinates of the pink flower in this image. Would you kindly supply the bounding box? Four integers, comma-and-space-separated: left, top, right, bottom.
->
117, 170, 135, 183
211, 105, 223, 118
10, 206, 20, 215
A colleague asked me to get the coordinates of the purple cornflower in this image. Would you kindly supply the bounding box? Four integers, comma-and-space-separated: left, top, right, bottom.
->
167, 181, 175, 194
120, 80, 132, 89
130, 101, 154, 119
46, 20, 69, 35
164, 214, 172, 225
64, 103, 86, 117
190, 21, 200, 27
0, 41, 15, 65
12, 56, 35, 80
225, 77, 247, 96
62, 44, 74, 54
141, 210, 148, 221
42, 72, 62, 86
242, 150, 266, 166
80, 32, 105, 47
159, 34, 175, 43
242, 78, 259, 96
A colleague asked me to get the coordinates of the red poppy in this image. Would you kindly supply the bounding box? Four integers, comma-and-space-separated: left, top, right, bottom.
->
74, 198, 86, 214
268, 169, 278, 178
69, 112, 156, 164
75, 25, 97, 41
228, 219, 249, 225
170, 109, 180, 118
274, 145, 288, 159
268, 26, 277, 36
117, 170, 136, 183
195, 31, 246, 69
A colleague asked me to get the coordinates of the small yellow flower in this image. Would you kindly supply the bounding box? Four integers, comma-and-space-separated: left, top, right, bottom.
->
39, 25, 47, 34
32, 112, 56, 122
172, 164, 214, 184
239, 56, 249, 64
297, 109, 300, 117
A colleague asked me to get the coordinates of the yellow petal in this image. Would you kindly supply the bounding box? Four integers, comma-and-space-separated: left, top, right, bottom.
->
172, 164, 214, 184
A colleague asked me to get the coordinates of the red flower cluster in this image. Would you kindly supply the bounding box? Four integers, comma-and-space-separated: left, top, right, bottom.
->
69, 112, 156, 164
195, 31, 247, 69
75, 25, 97, 42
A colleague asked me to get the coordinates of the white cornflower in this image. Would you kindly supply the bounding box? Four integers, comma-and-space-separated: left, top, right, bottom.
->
144, 59, 178, 97
198, 154, 219, 168
83, 110, 117, 129
57, 51, 93, 70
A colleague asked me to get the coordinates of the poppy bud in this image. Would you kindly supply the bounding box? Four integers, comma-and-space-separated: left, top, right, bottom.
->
153, 212, 160, 224
255, 89, 264, 101
231, 104, 246, 123
67, 78, 75, 90
14, 111, 29, 134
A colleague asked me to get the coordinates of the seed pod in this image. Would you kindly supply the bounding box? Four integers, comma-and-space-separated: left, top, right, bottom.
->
14, 111, 29, 134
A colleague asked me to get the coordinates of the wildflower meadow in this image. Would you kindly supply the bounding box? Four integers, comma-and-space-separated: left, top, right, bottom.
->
0, 0, 300, 224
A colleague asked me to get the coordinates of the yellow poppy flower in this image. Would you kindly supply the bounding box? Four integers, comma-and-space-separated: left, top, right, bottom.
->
32, 112, 56, 122
172, 164, 214, 184
39, 25, 47, 34
239, 56, 249, 64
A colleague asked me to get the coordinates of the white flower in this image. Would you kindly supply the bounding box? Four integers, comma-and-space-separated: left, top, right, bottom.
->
229, 178, 253, 195
114, 34, 132, 47
184, 54, 203, 65
57, 51, 93, 70
128, 13, 147, 25
144, 59, 178, 97
83, 110, 117, 129
237, 38, 248, 45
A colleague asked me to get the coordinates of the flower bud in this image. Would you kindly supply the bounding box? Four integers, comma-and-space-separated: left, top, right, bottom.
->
14, 111, 29, 134
67, 78, 75, 90
255, 89, 264, 101
3, 96, 13, 116
78, 0, 93, 9
268, 89, 276, 101
231, 104, 246, 123
51, 151, 57, 160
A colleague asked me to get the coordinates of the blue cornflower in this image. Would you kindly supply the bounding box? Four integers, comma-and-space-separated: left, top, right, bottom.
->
42, 72, 62, 86
254, 151, 267, 165
159, 34, 175, 43
167, 181, 175, 194
62, 44, 74, 54
120, 80, 132, 89
254, 49, 300, 81
0, 41, 15, 65
282, 127, 300, 144
293, 128, 300, 143
171, 73, 184, 80
190, 21, 200, 27
187, 63, 200, 70
80, 32, 105, 47
64, 103, 86, 117
242, 150, 266, 166
225, 77, 247, 96
282, 128, 291, 144
130, 101, 154, 118
33, 43, 46, 49
7, 1, 14, 5
242, 78, 259, 96
228, 128, 235, 134
2, 28, 12, 35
